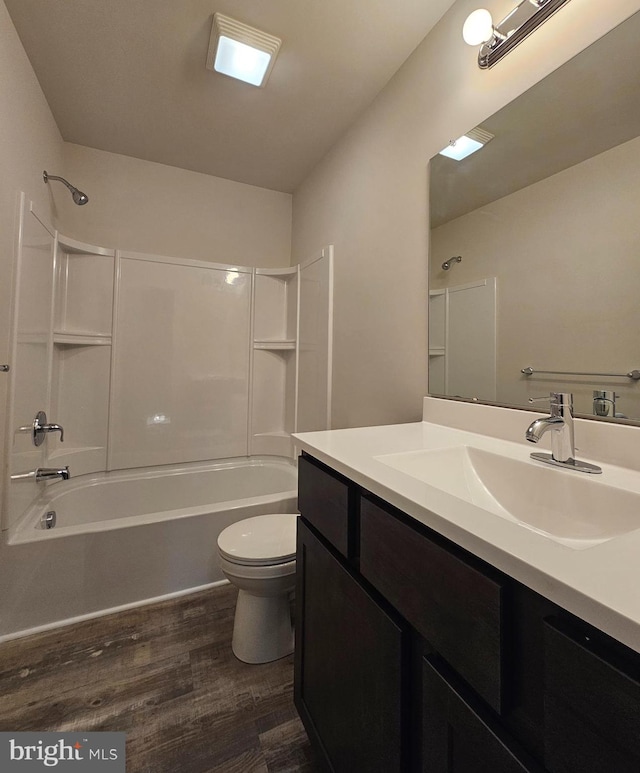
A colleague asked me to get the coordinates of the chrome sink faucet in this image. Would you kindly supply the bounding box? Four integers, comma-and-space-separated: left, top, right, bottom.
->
526, 392, 601, 474
526, 392, 574, 462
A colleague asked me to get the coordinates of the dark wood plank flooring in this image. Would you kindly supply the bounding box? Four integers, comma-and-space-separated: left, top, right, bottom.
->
0, 584, 315, 772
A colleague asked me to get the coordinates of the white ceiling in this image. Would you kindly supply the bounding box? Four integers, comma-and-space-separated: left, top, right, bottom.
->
6, 0, 456, 193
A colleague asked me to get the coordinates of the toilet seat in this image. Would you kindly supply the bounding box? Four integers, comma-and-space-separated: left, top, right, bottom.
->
217, 513, 298, 567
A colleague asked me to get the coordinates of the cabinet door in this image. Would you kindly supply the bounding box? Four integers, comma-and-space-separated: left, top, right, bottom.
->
422, 656, 545, 773
544, 617, 640, 773
295, 519, 406, 773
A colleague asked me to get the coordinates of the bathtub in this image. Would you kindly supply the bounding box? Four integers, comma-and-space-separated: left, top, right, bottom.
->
0, 457, 297, 640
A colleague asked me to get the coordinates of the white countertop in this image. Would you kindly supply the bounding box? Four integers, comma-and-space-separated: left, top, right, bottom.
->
293, 420, 640, 654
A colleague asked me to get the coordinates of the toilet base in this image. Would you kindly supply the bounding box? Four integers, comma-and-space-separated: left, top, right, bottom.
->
231, 589, 294, 664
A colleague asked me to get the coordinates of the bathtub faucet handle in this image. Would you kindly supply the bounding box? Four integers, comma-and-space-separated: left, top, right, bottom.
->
43, 422, 64, 443
30, 411, 64, 446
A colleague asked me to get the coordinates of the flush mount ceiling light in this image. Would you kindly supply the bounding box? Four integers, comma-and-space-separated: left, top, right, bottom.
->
439, 127, 494, 161
463, 0, 571, 69
206, 13, 282, 87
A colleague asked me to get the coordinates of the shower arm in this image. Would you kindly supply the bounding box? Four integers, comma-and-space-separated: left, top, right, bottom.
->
43, 171, 74, 193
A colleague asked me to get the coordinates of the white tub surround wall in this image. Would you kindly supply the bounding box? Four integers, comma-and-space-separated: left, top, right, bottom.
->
4, 202, 333, 535
49, 235, 115, 477
0, 0, 65, 530
5, 201, 57, 534
251, 268, 299, 459
294, 407, 640, 653
109, 253, 253, 470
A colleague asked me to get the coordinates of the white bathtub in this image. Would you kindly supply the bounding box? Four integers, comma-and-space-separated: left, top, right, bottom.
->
0, 457, 297, 640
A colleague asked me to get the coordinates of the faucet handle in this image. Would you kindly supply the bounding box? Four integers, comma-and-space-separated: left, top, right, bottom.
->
529, 392, 573, 416
551, 392, 573, 407
30, 411, 64, 446
529, 392, 573, 404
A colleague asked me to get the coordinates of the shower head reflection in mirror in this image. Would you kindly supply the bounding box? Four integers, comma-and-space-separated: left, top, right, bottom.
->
441, 256, 462, 271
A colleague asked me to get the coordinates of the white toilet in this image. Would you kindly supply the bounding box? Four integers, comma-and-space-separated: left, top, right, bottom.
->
217, 513, 299, 664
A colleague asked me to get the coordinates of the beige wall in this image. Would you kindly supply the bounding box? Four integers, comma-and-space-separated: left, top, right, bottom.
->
60, 143, 292, 267
431, 135, 640, 419
292, 0, 640, 430
0, 0, 65, 514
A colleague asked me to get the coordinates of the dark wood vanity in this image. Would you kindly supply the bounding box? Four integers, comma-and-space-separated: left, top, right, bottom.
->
294, 452, 640, 773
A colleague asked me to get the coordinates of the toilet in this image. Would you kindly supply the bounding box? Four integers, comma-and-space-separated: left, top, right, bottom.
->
217, 513, 299, 664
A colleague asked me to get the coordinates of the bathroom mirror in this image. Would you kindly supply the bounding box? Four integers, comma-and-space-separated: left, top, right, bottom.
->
428, 10, 640, 423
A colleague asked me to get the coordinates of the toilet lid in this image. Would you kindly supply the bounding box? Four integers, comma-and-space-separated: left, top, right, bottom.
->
218, 514, 299, 566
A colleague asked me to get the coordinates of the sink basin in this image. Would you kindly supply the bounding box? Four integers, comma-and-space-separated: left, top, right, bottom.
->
375, 446, 640, 550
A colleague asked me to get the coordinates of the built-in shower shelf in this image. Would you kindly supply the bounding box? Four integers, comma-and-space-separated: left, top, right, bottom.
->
255, 267, 298, 278
251, 431, 292, 458
253, 339, 296, 350
54, 331, 112, 346
57, 234, 115, 257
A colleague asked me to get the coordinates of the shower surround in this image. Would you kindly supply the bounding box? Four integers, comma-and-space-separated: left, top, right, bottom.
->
1, 195, 332, 639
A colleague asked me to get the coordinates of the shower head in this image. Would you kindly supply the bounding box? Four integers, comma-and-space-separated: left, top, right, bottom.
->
43, 171, 89, 206
442, 255, 462, 271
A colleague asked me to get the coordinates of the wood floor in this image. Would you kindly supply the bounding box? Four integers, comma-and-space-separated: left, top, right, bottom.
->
0, 584, 315, 772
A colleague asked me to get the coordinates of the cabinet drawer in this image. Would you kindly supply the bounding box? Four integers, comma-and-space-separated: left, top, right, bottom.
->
360, 496, 504, 712
423, 656, 544, 773
544, 617, 640, 773
298, 454, 351, 556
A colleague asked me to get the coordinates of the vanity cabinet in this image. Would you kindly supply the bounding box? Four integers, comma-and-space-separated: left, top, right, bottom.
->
295, 452, 640, 773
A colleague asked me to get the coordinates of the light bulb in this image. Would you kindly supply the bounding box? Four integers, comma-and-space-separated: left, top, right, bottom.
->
462, 9, 495, 46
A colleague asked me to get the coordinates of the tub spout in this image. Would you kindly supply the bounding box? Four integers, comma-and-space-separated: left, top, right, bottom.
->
36, 467, 70, 482
11, 466, 70, 482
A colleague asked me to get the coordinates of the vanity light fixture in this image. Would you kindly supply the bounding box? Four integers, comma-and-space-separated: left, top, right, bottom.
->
439, 127, 494, 161
463, 0, 571, 69
206, 13, 282, 87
